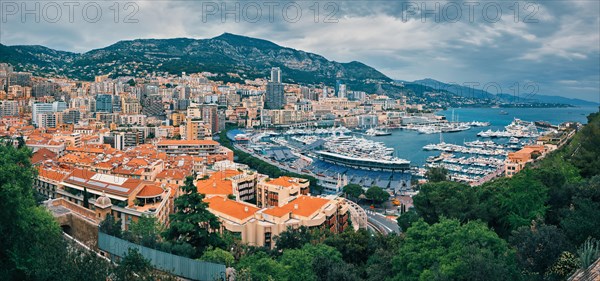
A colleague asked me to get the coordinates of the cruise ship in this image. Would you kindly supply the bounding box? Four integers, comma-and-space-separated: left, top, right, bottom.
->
314, 136, 410, 172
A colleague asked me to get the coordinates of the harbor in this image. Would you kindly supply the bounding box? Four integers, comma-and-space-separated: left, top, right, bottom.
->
228, 107, 594, 192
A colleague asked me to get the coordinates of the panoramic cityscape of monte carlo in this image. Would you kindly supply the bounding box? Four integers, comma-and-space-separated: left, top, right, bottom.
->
1, 0, 599, 280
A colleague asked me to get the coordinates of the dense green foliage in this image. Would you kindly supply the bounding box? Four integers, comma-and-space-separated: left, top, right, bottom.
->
403, 112, 600, 280
365, 186, 390, 205
162, 176, 224, 257
424, 166, 449, 182
343, 183, 364, 200
393, 218, 520, 281
0, 145, 176, 280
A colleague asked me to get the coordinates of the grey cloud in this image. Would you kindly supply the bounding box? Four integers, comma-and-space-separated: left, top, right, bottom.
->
0, 0, 598, 102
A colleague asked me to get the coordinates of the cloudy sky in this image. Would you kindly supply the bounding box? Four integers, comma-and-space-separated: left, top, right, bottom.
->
1, 0, 599, 102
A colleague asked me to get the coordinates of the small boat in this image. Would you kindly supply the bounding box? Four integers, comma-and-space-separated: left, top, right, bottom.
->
499, 110, 509, 115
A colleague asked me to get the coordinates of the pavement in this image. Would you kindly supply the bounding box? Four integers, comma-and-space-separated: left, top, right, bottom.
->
364, 208, 400, 234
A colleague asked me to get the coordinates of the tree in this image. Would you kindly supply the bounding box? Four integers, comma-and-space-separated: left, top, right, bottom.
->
567, 112, 600, 178
324, 229, 377, 266
391, 218, 521, 281
365, 186, 390, 205
343, 184, 364, 201
64, 246, 113, 281
99, 214, 122, 238
412, 181, 478, 224
509, 223, 571, 279
425, 166, 449, 182
128, 216, 160, 247
236, 252, 287, 281
162, 176, 223, 257
113, 248, 176, 281
82, 186, 90, 208
477, 170, 548, 237
558, 176, 600, 245
200, 247, 235, 267
0, 145, 70, 279
275, 226, 314, 251
396, 209, 420, 231
545, 251, 580, 281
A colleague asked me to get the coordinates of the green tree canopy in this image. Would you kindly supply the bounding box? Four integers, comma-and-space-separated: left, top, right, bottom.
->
425, 166, 449, 182
392, 218, 521, 281
365, 186, 390, 205
343, 184, 364, 200
162, 176, 223, 257
200, 247, 235, 267
412, 181, 478, 224
509, 223, 571, 280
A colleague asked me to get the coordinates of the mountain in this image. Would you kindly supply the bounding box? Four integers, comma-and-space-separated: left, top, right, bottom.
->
0, 33, 391, 90
410, 78, 599, 107
501, 93, 599, 107
412, 78, 495, 100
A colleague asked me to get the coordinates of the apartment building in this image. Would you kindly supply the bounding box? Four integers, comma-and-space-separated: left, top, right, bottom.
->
256, 176, 310, 208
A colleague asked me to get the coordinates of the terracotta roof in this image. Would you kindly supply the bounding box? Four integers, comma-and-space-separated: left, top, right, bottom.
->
31, 148, 57, 164
262, 207, 291, 217
269, 196, 331, 218
266, 176, 306, 188
196, 169, 244, 196
156, 169, 186, 180
137, 184, 164, 198
205, 196, 259, 221
197, 179, 233, 196
38, 166, 69, 182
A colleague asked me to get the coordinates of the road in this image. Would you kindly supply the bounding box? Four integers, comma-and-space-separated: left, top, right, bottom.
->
364, 209, 400, 234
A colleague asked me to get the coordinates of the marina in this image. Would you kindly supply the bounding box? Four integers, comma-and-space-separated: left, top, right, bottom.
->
230, 107, 596, 191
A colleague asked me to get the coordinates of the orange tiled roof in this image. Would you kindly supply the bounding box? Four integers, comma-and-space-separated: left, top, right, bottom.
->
266, 176, 304, 188
268, 196, 330, 218
156, 169, 186, 180
38, 166, 70, 182
196, 169, 244, 196
205, 196, 259, 221
31, 148, 57, 164
137, 184, 164, 198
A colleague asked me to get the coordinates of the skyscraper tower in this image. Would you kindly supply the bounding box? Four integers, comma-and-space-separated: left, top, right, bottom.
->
266, 67, 284, 109
271, 67, 281, 83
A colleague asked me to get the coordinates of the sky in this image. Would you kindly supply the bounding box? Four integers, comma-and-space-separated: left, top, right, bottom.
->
1, 0, 599, 102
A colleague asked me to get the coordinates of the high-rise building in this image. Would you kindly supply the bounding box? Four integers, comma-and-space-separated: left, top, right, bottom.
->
0, 101, 19, 117
200, 104, 219, 135
142, 95, 164, 118
96, 94, 113, 113
185, 117, 209, 140
31, 101, 67, 125
335, 80, 347, 99
265, 68, 285, 113
271, 67, 281, 83
36, 113, 57, 128
62, 109, 81, 124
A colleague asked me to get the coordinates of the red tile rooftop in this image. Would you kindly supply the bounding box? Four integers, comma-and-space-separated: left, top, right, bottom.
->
205, 196, 259, 221
264, 196, 331, 218
137, 184, 165, 198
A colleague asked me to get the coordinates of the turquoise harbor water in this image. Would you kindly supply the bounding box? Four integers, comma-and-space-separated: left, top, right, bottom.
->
367, 106, 599, 166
